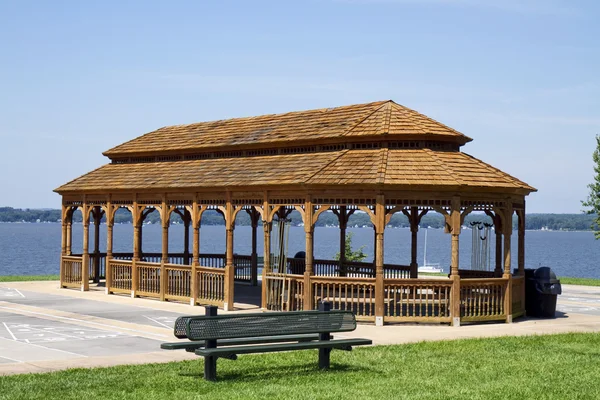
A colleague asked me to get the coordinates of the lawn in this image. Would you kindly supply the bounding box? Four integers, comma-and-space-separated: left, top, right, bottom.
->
558, 276, 600, 286
0, 275, 59, 282
1, 333, 599, 400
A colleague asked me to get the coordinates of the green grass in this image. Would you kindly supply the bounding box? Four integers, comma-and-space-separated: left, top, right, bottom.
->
558, 276, 600, 286
1, 333, 599, 400
0, 275, 59, 282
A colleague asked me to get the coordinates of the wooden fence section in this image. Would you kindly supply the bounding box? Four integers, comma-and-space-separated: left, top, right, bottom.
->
512, 275, 525, 318
460, 278, 509, 322
383, 279, 453, 323
264, 273, 304, 311
61, 256, 83, 288
233, 255, 252, 283
89, 253, 106, 281
165, 263, 192, 301
287, 257, 411, 279
458, 269, 497, 279
195, 266, 225, 307
108, 259, 133, 294
311, 276, 376, 322
136, 261, 162, 298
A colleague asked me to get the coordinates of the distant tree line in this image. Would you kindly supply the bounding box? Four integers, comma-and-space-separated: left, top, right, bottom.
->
1, 206, 597, 231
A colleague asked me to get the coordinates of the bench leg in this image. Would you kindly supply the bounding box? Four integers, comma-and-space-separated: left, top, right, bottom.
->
318, 348, 331, 370
204, 356, 217, 381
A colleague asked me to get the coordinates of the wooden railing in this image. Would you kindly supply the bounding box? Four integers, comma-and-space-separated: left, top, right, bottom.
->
458, 269, 497, 279
286, 258, 411, 279
89, 253, 106, 281
108, 259, 133, 293
165, 263, 192, 301
233, 254, 252, 283
311, 276, 376, 322
61, 256, 83, 288
384, 279, 453, 323
195, 266, 225, 307
512, 275, 525, 318
136, 261, 162, 298
460, 278, 509, 322
199, 254, 225, 268
264, 273, 304, 312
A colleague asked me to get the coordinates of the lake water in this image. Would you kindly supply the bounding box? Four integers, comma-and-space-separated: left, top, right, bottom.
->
0, 223, 598, 278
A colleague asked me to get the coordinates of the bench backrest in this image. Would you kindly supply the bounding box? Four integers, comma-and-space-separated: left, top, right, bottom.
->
174, 310, 357, 340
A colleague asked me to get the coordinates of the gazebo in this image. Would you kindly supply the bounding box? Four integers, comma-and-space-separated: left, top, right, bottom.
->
55, 100, 536, 326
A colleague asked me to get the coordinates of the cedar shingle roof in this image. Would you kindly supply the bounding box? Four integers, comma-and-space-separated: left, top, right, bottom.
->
103, 100, 472, 158
55, 149, 535, 193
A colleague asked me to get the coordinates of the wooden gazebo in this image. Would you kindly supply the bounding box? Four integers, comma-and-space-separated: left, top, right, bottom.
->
55, 100, 535, 326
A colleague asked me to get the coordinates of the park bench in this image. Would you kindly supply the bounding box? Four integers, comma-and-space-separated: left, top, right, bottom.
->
160, 302, 372, 381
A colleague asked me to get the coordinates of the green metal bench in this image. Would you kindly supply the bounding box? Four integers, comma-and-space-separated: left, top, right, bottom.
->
161, 302, 372, 381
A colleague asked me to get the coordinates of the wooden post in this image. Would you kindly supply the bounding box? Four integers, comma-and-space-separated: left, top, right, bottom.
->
81, 204, 90, 292
250, 209, 259, 286
60, 205, 68, 288
338, 206, 347, 277
450, 196, 461, 326
92, 206, 101, 283
261, 219, 272, 309
409, 207, 419, 279
132, 200, 140, 298
224, 198, 235, 311
503, 201, 514, 323
375, 195, 385, 326
494, 214, 503, 277
160, 197, 169, 301
191, 198, 200, 306
183, 209, 191, 265
66, 220, 72, 256
304, 200, 314, 310
518, 203, 526, 276
106, 202, 114, 295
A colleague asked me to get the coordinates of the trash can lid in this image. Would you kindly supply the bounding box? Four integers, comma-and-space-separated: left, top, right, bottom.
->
294, 251, 306, 258
534, 267, 558, 281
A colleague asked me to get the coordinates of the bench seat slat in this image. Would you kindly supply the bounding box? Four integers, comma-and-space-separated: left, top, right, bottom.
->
195, 338, 372, 357
160, 334, 331, 351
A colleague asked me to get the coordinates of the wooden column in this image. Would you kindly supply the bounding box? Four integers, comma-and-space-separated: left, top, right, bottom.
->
105, 202, 114, 295
66, 220, 72, 256
503, 201, 514, 323
249, 209, 259, 286
338, 206, 347, 277
183, 209, 191, 265
81, 204, 90, 292
92, 206, 101, 284
260, 218, 272, 309
304, 200, 315, 310
190, 200, 200, 306
60, 205, 68, 288
374, 195, 385, 326
132, 200, 140, 298
407, 207, 420, 279
518, 203, 526, 275
449, 196, 461, 327
160, 198, 169, 301
224, 199, 235, 311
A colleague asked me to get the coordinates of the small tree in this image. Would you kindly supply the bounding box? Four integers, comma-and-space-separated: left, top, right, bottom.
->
582, 135, 600, 239
334, 232, 367, 262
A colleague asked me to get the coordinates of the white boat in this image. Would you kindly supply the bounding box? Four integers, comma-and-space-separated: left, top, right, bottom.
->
418, 229, 444, 274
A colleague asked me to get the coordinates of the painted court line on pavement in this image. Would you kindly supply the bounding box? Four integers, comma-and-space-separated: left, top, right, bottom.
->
2, 322, 18, 341
0, 355, 22, 363
0, 337, 86, 358
0, 305, 171, 340
143, 315, 174, 329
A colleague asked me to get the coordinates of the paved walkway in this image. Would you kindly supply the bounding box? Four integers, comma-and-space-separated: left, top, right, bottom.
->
1, 280, 599, 376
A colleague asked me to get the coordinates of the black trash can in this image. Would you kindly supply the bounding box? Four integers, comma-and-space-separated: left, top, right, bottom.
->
525, 267, 562, 318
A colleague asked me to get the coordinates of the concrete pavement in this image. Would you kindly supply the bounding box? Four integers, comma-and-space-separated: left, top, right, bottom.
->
1, 280, 599, 376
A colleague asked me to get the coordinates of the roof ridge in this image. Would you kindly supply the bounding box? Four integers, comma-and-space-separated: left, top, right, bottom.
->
389, 103, 427, 134
392, 103, 472, 141
383, 102, 392, 134
423, 149, 462, 186
304, 149, 350, 184
341, 100, 392, 137
377, 148, 389, 184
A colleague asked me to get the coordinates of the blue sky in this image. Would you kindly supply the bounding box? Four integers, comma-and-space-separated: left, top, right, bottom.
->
0, 0, 598, 212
